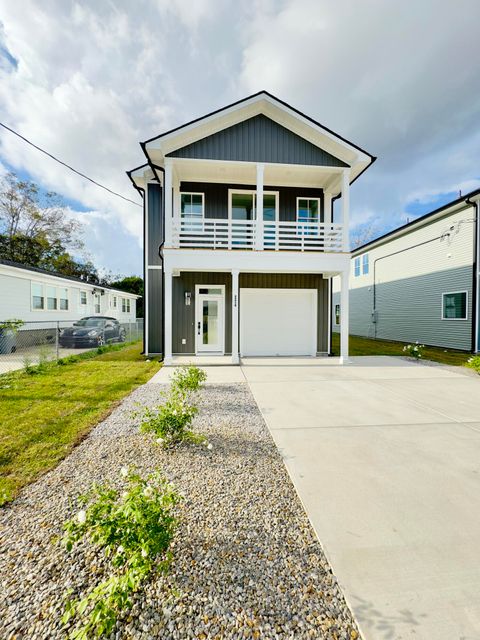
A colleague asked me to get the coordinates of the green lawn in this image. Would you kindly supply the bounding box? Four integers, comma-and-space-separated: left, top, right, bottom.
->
0, 342, 161, 505
331, 333, 472, 367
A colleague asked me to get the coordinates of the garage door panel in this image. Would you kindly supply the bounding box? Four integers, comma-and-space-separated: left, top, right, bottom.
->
240, 288, 317, 356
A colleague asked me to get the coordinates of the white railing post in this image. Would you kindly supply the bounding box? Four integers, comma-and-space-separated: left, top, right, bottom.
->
341, 169, 350, 252
255, 163, 264, 250
231, 269, 239, 364
164, 159, 173, 248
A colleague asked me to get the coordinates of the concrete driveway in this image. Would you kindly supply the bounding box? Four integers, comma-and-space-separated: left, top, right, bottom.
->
241, 356, 480, 640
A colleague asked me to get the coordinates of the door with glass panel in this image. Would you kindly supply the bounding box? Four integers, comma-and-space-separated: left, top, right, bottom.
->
195, 286, 225, 353
229, 191, 278, 248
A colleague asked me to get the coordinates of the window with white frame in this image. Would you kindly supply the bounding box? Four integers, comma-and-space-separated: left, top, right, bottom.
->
442, 291, 467, 320
121, 298, 131, 313
79, 290, 87, 306
362, 253, 369, 275
297, 198, 320, 235
335, 304, 340, 325
32, 282, 44, 310
59, 288, 69, 310
46, 285, 57, 310
354, 257, 361, 277
94, 293, 101, 314
181, 193, 204, 230
113, 296, 117, 308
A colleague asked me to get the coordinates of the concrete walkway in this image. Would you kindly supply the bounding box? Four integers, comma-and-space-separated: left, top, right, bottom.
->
241, 356, 480, 640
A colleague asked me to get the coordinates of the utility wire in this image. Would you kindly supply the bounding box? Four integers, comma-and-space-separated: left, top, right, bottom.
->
0, 121, 142, 207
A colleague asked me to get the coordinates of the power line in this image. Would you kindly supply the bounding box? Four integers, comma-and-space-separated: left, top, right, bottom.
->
0, 121, 142, 207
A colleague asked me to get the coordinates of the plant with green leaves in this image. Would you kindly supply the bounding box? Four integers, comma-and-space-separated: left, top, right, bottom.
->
402, 341, 425, 360
61, 467, 179, 639
0, 318, 24, 332
170, 365, 207, 395
466, 355, 480, 373
139, 388, 204, 446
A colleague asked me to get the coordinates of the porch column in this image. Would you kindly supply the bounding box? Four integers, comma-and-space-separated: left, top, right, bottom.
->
164, 159, 173, 248
164, 266, 173, 365
324, 191, 332, 224
255, 163, 264, 250
339, 269, 350, 364
341, 169, 350, 252
231, 269, 240, 364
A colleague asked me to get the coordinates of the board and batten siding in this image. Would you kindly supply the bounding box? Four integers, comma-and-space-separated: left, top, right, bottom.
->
332, 205, 476, 350
167, 114, 348, 168
145, 182, 164, 354
180, 182, 325, 222
240, 273, 329, 353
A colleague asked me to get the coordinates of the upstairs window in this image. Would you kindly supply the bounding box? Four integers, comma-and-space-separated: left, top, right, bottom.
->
442, 291, 467, 320
297, 198, 320, 236
362, 253, 369, 275
181, 193, 204, 230
354, 257, 361, 277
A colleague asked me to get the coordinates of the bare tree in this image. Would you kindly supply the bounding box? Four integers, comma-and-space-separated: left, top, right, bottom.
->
0, 172, 84, 251
350, 221, 380, 249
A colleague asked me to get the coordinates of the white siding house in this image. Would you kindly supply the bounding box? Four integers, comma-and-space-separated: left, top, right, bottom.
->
332, 189, 480, 352
0, 261, 139, 323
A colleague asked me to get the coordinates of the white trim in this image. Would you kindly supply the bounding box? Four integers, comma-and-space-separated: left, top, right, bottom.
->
231, 270, 239, 364
441, 290, 468, 321
327, 277, 332, 353
194, 284, 226, 354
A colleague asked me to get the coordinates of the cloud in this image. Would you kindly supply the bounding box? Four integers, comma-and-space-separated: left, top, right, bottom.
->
0, 0, 479, 273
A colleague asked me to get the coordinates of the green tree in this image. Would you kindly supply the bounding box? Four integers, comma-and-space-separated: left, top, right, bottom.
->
109, 276, 143, 317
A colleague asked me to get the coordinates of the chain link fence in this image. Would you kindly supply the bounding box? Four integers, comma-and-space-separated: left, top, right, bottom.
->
0, 319, 144, 375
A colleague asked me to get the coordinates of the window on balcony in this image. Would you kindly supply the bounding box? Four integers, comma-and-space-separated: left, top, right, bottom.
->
297, 198, 320, 235
181, 193, 204, 231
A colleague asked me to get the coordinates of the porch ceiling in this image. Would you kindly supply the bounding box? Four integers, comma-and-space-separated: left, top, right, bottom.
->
160, 157, 344, 193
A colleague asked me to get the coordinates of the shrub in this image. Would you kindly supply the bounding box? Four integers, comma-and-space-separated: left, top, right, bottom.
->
62, 467, 179, 639
139, 389, 201, 446
466, 355, 480, 373
170, 365, 207, 395
402, 341, 425, 360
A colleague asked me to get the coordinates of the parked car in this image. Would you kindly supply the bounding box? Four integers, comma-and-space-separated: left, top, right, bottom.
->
59, 317, 126, 348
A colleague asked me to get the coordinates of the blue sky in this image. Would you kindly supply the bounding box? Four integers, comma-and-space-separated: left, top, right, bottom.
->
1, 0, 479, 276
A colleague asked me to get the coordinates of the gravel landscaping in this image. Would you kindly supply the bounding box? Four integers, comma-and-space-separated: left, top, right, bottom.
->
0, 381, 360, 640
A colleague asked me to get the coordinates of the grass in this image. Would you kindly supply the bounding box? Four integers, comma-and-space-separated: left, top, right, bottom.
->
0, 342, 161, 506
331, 333, 473, 367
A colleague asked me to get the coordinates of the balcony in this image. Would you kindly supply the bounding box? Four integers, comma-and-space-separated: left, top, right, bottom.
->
170, 218, 345, 252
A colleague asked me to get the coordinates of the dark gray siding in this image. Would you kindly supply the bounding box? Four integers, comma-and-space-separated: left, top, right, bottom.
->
168, 114, 348, 167
147, 183, 163, 266
180, 182, 324, 222
173, 272, 232, 354
239, 273, 328, 352
147, 269, 163, 354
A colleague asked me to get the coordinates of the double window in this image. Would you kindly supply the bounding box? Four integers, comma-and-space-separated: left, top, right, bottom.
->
122, 298, 131, 313
31, 282, 69, 311
442, 291, 467, 320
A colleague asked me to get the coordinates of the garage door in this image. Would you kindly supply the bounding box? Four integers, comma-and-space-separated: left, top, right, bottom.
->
240, 288, 317, 356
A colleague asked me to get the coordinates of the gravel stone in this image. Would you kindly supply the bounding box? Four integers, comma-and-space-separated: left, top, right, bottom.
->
0, 382, 360, 639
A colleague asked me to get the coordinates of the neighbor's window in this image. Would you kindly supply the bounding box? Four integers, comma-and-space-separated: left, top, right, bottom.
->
442, 291, 467, 320
126, 299, 131, 312
181, 193, 204, 230
59, 288, 69, 311
32, 282, 44, 310
122, 298, 131, 313
94, 294, 101, 314
79, 290, 87, 305
113, 296, 117, 308
362, 253, 369, 275
335, 304, 340, 325
354, 257, 361, 277
46, 285, 57, 310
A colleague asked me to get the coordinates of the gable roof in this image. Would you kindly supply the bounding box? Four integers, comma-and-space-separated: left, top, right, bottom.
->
141, 91, 375, 187
352, 187, 480, 255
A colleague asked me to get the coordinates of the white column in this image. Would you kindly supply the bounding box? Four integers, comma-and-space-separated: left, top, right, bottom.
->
164, 160, 173, 248
339, 269, 350, 364
164, 266, 173, 365
172, 171, 181, 248
255, 163, 264, 250
324, 191, 332, 224
231, 269, 240, 364
341, 169, 350, 252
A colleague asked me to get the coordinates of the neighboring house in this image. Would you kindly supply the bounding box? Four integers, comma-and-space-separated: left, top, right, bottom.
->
332, 189, 480, 352
0, 260, 140, 323
128, 91, 375, 363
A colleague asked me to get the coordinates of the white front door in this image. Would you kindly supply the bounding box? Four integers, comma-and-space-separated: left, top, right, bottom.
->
195, 286, 225, 354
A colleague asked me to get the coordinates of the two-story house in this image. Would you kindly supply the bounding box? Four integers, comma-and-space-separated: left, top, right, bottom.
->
128, 91, 375, 364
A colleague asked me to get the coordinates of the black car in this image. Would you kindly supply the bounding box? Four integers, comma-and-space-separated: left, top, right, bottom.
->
59, 317, 126, 348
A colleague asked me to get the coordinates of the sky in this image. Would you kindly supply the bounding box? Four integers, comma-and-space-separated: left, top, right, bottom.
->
1, 0, 480, 276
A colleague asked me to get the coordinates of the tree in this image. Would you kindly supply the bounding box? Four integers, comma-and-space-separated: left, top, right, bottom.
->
109, 275, 144, 317
350, 221, 380, 249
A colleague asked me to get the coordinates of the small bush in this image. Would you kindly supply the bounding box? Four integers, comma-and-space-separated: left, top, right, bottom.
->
402, 341, 425, 360
170, 365, 207, 395
62, 467, 179, 638
466, 355, 480, 373
140, 389, 202, 445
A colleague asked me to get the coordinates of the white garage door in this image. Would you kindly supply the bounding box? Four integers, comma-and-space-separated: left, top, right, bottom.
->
240, 288, 317, 357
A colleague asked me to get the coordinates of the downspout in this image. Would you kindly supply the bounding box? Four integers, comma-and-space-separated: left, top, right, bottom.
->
466, 196, 479, 353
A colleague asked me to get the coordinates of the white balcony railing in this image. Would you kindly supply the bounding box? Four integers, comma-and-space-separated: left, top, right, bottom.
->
171, 219, 344, 252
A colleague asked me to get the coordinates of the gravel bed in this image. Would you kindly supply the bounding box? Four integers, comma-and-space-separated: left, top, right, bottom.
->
0, 382, 360, 639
